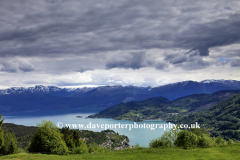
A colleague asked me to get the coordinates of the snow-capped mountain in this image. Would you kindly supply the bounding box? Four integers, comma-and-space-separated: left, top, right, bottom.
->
200, 79, 240, 86
0, 85, 59, 94
0, 79, 240, 114
151, 79, 240, 100
0, 85, 82, 96
1, 80, 240, 99
0, 85, 151, 97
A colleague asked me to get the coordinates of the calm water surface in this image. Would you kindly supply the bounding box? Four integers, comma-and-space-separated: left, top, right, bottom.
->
3, 109, 171, 147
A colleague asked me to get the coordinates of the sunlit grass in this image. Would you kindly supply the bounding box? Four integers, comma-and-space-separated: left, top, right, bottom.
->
1, 143, 240, 160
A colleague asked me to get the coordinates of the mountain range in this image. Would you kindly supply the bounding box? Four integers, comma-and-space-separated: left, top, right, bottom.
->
0, 79, 240, 113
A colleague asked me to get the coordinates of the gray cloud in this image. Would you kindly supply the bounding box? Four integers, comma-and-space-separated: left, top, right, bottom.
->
175, 56, 211, 70
0, 59, 34, 73
231, 59, 240, 67
164, 54, 188, 64
106, 52, 169, 70
18, 59, 35, 72
181, 14, 240, 56
155, 62, 168, 70
0, 61, 18, 73
106, 52, 148, 70
197, 46, 209, 56
0, 0, 239, 88
0, 0, 239, 58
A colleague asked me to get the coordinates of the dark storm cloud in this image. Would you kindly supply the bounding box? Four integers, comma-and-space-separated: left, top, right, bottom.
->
180, 14, 240, 56
196, 47, 209, 56
0, 0, 239, 71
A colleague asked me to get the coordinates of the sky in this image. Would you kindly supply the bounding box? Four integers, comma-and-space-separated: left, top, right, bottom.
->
0, 0, 240, 89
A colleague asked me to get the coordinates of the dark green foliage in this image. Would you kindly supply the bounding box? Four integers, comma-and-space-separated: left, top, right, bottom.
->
211, 130, 240, 141
71, 138, 88, 154
150, 128, 232, 149
175, 130, 198, 148
2, 123, 129, 153
2, 123, 37, 148
0, 131, 18, 155
175, 93, 240, 140
65, 136, 74, 150
61, 127, 82, 151
28, 120, 68, 155
215, 135, 227, 146
0, 115, 18, 156
61, 128, 129, 153
197, 133, 215, 147
149, 137, 172, 148
190, 128, 208, 137
88, 142, 99, 153
149, 128, 180, 148
78, 130, 108, 145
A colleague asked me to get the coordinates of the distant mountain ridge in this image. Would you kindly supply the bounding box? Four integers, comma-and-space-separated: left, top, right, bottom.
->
0, 79, 240, 113
151, 79, 240, 100
1, 79, 240, 98
88, 90, 240, 121
0, 85, 151, 97
0, 85, 80, 96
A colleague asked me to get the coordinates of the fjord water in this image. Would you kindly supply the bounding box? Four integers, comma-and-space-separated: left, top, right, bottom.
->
3, 109, 171, 147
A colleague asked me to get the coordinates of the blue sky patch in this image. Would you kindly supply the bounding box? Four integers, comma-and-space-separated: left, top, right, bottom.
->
218, 58, 234, 61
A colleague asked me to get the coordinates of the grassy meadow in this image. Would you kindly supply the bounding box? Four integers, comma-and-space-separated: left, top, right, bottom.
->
1, 143, 240, 160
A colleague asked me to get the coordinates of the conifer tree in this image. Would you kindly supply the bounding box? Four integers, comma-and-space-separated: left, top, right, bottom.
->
1, 131, 18, 155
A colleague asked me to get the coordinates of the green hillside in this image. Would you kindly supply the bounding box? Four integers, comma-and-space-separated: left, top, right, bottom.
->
175, 93, 240, 140
2, 123, 37, 148
89, 90, 240, 122
2, 123, 129, 150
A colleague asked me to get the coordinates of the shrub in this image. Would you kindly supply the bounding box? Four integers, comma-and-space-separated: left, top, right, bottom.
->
134, 143, 142, 149
28, 120, 69, 155
215, 135, 227, 146
72, 139, 88, 154
228, 139, 234, 145
175, 130, 198, 148
149, 137, 163, 148
197, 133, 215, 147
149, 127, 180, 148
149, 136, 172, 148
